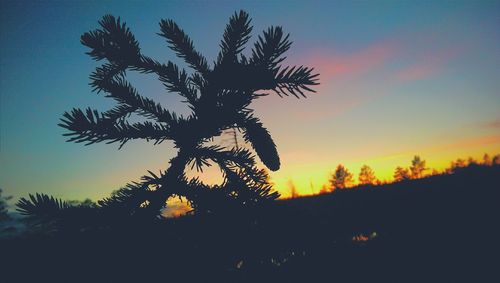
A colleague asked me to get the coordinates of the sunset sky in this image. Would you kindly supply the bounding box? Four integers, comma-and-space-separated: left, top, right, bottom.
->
1, 0, 499, 202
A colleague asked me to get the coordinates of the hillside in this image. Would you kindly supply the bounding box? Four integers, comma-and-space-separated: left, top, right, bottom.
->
1, 165, 499, 282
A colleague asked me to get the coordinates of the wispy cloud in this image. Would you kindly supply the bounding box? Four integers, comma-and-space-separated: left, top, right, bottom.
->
395, 63, 437, 81
365, 152, 413, 163
294, 26, 463, 85
258, 27, 468, 126
424, 134, 500, 154
481, 119, 500, 129
277, 39, 401, 121
393, 46, 459, 82
297, 39, 400, 82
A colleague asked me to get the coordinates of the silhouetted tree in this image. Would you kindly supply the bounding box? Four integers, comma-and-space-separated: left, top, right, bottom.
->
17, 11, 318, 221
330, 165, 353, 190
410, 155, 426, 179
393, 166, 411, 182
483, 153, 492, 166
358, 165, 377, 185
467, 157, 478, 166
492, 154, 500, 165
448, 158, 467, 173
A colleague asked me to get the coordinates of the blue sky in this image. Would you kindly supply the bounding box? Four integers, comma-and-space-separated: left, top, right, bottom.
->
1, 0, 499, 202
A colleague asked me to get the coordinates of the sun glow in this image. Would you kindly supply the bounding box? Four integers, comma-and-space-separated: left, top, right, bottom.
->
269, 149, 500, 198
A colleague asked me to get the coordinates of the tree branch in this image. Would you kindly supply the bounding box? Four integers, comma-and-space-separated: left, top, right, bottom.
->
59, 108, 172, 148
158, 19, 210, 76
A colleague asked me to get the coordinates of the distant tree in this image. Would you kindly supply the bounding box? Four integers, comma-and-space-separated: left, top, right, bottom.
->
467, 157, 478, 166
492, 154, 500, 165
431, 169, 440, 176
483, 153, 492, 166
449, 158, 467, 173
330, 165, 354, 190
0, 188, 12, 222
410, 155, 427, 179
455, 159, 467, 167
393, 166, 411, 182
16, 11, 319, 222
358, 165, 377, 185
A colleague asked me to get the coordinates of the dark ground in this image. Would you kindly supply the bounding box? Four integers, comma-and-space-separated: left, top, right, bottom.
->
1, 165, 499, 282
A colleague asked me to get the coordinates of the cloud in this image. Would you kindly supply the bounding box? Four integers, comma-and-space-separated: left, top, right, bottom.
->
273, 39, 401, 122
393, 46, 459, 82
297, 39, 400, 82
395, 64, 437, 81
366, 152, 413, 163
162, 196, 192, 218
260, 30, 465, 123
425, 134, 500, 154
481, 119, 500, 129
293, 28, 463, 86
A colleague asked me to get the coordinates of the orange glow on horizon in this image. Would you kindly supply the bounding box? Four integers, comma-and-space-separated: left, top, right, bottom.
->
270, 147, 500, 199
71, 134, 500, 203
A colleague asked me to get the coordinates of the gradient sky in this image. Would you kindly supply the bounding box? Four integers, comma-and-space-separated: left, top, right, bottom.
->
1, 0, 499, 203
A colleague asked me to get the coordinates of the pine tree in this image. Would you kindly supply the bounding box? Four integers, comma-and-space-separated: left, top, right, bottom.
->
449, 158, 467, 173
393, 166, 411, 182
493, 154, 500, 165
17, 11, 318, 220
358, 165, 377, 185
410, 155, 427, 179
483, 153, 492, 166
329, 165, 353, 190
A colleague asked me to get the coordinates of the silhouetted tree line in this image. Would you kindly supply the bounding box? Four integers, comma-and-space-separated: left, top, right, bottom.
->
393, 155, 426, 182
4, 157, 499, 282
15, 11, 318, 230
325, 153, 500, 192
